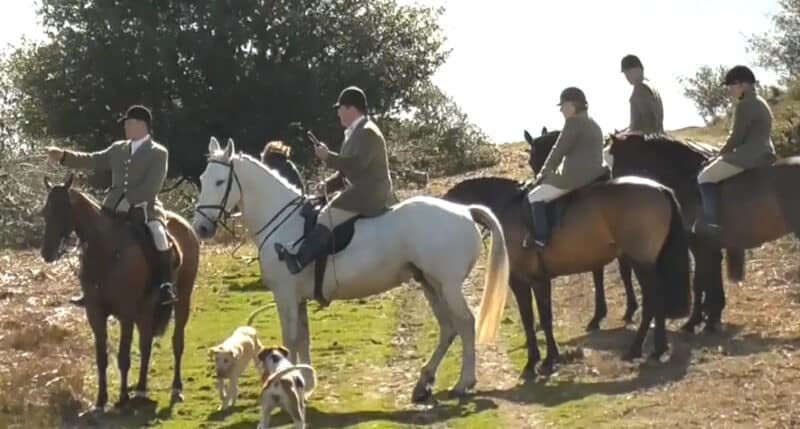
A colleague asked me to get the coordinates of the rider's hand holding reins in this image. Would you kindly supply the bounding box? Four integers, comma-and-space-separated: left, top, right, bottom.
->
314, 143, 329, 161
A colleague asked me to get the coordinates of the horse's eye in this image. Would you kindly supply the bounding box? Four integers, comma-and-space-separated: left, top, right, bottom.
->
215, 180, 224, 187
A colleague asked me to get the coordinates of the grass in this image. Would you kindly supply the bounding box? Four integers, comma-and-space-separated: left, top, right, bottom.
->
70, 245, 506, 428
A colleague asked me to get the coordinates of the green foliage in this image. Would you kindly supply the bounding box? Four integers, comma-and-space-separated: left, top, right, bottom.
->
383, 82, 499, 176
748, 0, 800, 83
677, 65, 731, 125
7, 0, 449, 179
772, 80, 800, 157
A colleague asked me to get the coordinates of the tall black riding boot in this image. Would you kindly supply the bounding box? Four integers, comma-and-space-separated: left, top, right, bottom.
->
523, 201, 550, 249
155, 249, 178, 306
694, 182, 722, 242
274, 224, 332, 274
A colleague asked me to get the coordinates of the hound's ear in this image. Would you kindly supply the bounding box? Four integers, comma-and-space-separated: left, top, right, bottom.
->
208, 136, 221, 154
277, 346, 290, 357
523, 130, 535, 147
257, 348, 270, 361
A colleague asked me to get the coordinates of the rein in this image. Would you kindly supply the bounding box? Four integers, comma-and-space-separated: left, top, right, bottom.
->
195, 157, 305, 258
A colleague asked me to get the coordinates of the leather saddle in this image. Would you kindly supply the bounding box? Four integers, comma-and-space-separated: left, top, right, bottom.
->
296, 195, 391, 307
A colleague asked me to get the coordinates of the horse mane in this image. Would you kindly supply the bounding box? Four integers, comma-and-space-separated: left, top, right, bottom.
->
442, 176, 526, 213
608, 133, 717, 167
212, 150, 303, 196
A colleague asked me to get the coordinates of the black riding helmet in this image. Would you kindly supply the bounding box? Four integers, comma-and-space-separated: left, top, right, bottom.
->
620, 54, 643, 72
557, 87, 588, 108
723, 65, 756, 86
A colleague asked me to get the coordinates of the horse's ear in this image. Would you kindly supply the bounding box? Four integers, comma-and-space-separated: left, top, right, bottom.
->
223, 138, 235, 158
541, 126, 548, 135
208, 136, 221, 154
43, 176, 52, 190
523, 130, 535, 147
64, 172, 74, 189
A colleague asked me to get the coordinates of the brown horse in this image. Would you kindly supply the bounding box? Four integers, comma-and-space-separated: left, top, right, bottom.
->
443, 173, 691, 379
39, 174, 199, 413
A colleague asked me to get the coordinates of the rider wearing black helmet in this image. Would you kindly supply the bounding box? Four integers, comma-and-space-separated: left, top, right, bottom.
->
694, 65, 776, 240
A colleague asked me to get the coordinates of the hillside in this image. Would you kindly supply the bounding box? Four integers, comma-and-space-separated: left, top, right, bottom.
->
3, 121, 800, 428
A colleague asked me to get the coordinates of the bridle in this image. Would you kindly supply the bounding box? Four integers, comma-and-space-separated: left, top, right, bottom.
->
194, 159, 243, 237
194, 158, 305, 256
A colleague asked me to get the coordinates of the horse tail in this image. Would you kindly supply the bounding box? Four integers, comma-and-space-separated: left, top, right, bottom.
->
246, 304, 273, 326
469, 205, 511, 345
153, 300, 174, 338
656, 189, 691, 319
726, 248, 746, 282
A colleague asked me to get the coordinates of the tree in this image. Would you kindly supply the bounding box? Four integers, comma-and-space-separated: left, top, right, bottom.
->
747, 0, 800, 83
678, 65, 730, 125
7, 0, 449, 180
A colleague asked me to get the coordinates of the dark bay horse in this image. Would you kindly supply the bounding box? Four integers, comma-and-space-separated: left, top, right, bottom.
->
606, 132, 800, 331
40, 174, 200, 412
443, 174, 691, 379
527, 128, 747, 333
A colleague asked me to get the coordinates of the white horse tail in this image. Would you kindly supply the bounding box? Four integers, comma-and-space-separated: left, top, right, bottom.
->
469, 205, 510, 345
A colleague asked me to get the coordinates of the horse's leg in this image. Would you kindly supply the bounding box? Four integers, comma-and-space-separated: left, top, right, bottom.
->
618, 256, 638, 324
411, 280, 456, 403
114, 318, 134, 408
682, 244, 707, 333
170, 294, 191, 403
439, 278, 477, 398
133, 319, 153, 399
275, 294, 300, 364
86, 307, 109, 411
650, 269, 669, 360
295, 300, 316, 394
508, 274, 539, 380
532, 278, 559, 374
587, 268, 607, 332
703, 249, 725, 333
624, 265, 654, 361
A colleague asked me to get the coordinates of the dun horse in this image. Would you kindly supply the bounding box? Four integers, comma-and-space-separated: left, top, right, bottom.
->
443, 172, 691, 378
39, 174, 199, 412
605, 132, 800, 330
527, 128, 744, 333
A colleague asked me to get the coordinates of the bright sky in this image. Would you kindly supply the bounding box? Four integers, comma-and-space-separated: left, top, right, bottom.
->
0, 1, 783, 143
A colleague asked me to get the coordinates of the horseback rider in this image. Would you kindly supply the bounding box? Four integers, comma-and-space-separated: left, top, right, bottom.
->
525, 87, 607, 249
694, 65, 776, 240
45, 105, 177, 307
274, 86, 394, 274
620, 54, 664, 135
261, 140, 305, 194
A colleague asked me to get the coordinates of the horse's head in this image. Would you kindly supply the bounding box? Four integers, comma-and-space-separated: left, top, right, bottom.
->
40, 173, 76, 263
523, 126, 559, 176
192, 136, 242, 240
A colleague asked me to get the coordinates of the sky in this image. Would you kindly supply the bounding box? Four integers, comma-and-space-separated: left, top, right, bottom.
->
0, 1, 783, 143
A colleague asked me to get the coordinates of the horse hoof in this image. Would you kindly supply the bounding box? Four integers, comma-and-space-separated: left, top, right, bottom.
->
519, 365, 537, 382
80, 406, 105, 419
171, 389, 184, 403
649, 350, 667, 362
411, 385, 433, 404
133, 390, 147, 399
703, 321, 722, 334
585, 320, 601, 332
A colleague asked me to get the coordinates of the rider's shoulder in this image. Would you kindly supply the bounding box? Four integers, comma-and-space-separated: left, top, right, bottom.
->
363, 120, 385, 140
150, 139, 168, 154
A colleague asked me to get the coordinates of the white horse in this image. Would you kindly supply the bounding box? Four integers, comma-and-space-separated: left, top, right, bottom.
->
191, 137, 510, 401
